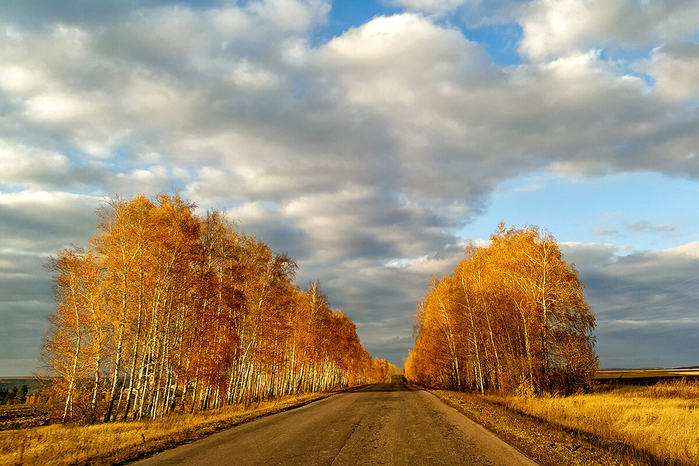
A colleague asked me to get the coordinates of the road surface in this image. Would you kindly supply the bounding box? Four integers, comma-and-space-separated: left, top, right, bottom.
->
134, 379, 537, 465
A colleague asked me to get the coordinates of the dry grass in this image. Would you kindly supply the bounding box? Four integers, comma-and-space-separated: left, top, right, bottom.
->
429, 381, 699, 466
491, 381, 699, 465
595, 368, 699, 381
0, 391, 334, 466
431, 389, 628, 466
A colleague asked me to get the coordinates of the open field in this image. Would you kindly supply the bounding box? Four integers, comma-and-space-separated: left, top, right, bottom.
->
0, 391, 335, 466
0, 405, 49, 431
595, 368, 699, 385
433, 380, 699, 466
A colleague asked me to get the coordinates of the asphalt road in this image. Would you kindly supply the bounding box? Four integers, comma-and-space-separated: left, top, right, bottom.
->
133, 380, 537, 465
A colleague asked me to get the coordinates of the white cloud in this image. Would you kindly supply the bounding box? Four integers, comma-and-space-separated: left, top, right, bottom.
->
24, 91, 99, 124
120, 71, 206, 131
105, 166, 173, 197
666, 241, 699, 259
519, 0, 699, 61
645, 42, 699, 102
227, 201, 280, 224
244, 0, 330, 34
0, 140, 70, 188
0, 0, 332, 162
1, 1, 699, 371
232, 59, 281, 91
519, 0, 624, 61
321, 14, 493, 104
318, 14, 698, 193
0, 64, 45, 95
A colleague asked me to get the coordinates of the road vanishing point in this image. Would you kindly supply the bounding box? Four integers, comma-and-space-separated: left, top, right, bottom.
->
134, 378, 536, 465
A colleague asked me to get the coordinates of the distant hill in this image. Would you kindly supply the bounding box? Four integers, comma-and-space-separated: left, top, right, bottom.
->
599, 365, 699, 371
0, 377, 40, 392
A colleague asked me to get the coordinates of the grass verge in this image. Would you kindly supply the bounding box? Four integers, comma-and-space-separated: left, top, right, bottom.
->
430, 385, 696, 466
0, 391, 335, 466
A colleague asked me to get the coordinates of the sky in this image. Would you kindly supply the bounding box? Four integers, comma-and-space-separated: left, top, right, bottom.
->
1, 0, 699, 375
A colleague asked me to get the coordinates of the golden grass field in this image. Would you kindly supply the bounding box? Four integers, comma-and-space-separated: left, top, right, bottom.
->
493, 380, 699, 465
0, 391, 333, 466
430, 375, 699, 466
595, 368, 699, 382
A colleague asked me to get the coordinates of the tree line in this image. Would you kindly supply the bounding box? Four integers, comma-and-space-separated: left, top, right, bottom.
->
41, 193, 388, 423
0, 385, 28, 405
405, 224, 597, 395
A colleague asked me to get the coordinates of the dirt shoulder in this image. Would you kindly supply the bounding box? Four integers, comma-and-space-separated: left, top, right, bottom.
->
429, 389, 673, 466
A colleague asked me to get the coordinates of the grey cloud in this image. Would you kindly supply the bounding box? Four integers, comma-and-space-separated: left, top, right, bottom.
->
0, 192, 99, 254
282, 188, 465, 265
627, 221, 675, 233
1, 5, 699, 371
291, 243, 467, 364
0, 141, 118, 193
0, 0, 146, 27
0, 1, 295, 30
592, 226, 618, 236
355, 321, 417, 366
644, 42, 699, 102
0, 1, 331, 159
0, 193, 99, 376
0, 252, 55, 376
226, 207, 310, 261
561, 243, 699, 368
101, 166, 179, 198
599, 324, 699, 368
0, 255, 53, 303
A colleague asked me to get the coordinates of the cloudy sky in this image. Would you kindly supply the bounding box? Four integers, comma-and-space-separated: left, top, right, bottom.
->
2, 0, 699, 375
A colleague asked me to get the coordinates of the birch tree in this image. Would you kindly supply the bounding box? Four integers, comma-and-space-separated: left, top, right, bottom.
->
406, 224, 597, 395
43, 193, 385, 423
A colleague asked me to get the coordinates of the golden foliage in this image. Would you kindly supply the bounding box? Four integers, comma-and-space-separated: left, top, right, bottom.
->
405, 224, 597, 395
40, 194, 381, 425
